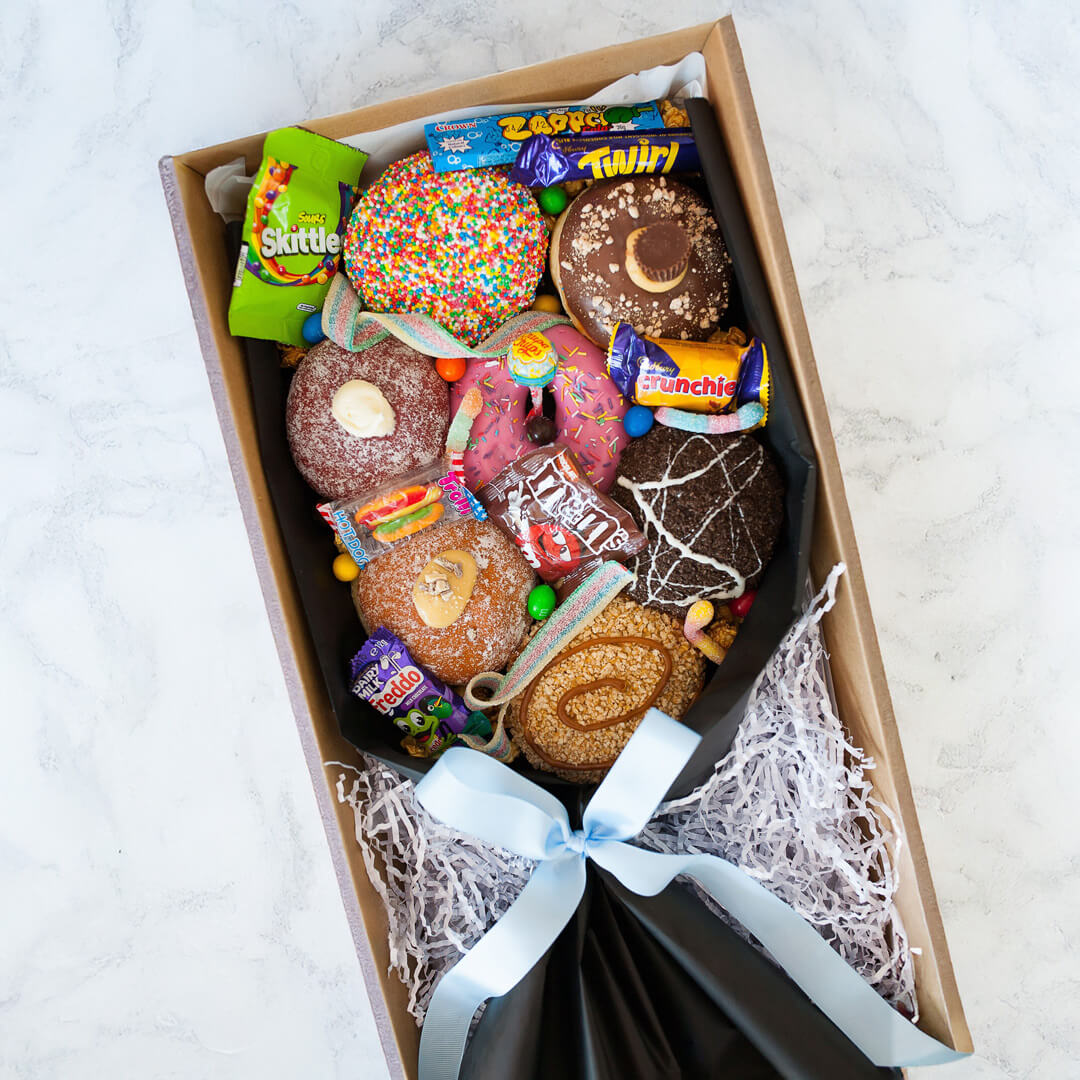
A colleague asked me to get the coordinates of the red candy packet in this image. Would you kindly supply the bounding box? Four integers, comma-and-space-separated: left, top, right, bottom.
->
478, 445, 645, 597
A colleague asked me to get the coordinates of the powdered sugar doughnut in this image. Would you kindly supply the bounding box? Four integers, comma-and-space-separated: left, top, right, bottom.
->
342, 152, 548, 346
449, 324, 630, 493
286, 338, 449, 500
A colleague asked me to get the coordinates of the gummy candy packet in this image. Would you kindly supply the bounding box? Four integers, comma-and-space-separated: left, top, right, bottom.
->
228, 127, 368, 346
317, 462, 487, 572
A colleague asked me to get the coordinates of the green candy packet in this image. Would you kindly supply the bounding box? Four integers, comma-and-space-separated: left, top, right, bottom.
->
228, 127, 368, 346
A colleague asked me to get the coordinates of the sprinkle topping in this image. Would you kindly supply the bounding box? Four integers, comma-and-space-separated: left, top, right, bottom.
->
343, 153, 549, 346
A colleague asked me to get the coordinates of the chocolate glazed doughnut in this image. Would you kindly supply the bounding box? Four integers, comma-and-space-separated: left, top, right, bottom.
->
506, 598, 705, 783
550, 175, 734, 347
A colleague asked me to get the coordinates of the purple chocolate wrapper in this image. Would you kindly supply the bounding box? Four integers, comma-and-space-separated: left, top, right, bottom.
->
509, 128, 699, 188
349, 628, 482, 750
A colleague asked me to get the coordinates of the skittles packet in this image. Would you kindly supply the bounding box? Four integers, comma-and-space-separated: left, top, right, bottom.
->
228, 127, 368, 346
607, 322, 770, 424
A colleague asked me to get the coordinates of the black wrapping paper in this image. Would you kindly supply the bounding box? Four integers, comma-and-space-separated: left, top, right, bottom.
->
229, 101, 908, 1078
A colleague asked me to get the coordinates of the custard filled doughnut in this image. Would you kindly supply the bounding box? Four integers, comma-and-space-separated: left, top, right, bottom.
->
343, 152, 548, 346
505, 597, 705, 783
449, 324, 630, 493
286, 338, 449, 500
352, 518, 535, 686
551, 176, 733, 346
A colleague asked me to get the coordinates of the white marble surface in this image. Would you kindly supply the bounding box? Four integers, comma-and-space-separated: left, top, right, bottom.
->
2, 1, 1078, 1077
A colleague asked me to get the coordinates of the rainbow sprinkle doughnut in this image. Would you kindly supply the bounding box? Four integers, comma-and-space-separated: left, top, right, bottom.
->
343, 153, 548, 347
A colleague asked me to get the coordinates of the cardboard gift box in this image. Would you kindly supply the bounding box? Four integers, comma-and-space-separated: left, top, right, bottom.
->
160, 16, 972, 1078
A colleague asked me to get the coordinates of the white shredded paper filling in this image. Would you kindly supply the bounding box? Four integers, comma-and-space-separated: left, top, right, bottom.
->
331, 563, 918, 1025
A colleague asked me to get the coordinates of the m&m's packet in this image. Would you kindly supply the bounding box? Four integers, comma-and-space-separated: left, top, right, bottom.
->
228, 127, 368, 346
479, 445, 645, 598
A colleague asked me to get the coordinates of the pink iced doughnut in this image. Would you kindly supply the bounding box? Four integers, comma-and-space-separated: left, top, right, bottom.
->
449, 324, 630, 493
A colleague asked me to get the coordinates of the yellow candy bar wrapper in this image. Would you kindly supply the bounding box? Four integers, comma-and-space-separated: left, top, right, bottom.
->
606, 322, 770, 415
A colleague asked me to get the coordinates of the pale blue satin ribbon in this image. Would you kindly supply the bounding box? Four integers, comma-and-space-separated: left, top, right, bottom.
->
414, 709, 967, 1079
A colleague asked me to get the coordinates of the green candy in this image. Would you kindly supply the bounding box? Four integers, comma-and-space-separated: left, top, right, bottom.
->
537, 185, 568, 215
527, 584, 557, 620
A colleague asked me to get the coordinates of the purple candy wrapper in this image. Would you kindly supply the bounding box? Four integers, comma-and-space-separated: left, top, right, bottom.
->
349, 628, 487, 756
509, 128, 699, 188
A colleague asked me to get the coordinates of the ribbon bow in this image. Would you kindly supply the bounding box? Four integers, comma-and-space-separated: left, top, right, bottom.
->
414, 709, 966, 1080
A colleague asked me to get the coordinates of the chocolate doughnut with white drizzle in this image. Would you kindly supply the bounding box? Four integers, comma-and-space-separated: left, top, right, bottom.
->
609, 427, 784, 617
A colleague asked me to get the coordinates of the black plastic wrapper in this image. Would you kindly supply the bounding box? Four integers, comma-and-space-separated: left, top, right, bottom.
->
228, 99, 902, 1078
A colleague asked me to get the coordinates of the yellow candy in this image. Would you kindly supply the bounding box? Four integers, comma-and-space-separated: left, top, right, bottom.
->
332, 553, 360, 582
531, 294, 562, 314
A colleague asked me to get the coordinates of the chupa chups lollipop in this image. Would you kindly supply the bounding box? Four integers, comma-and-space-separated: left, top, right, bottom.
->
228, 127, 368, 346
479, 444, 645, 599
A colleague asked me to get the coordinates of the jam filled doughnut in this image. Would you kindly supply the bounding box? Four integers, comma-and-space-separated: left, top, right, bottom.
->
610, 427, 784, 617
550, 176, 733, 346
505, 597, 705, 783
343, 152, 548, 346
286, 338, 449, 500
352, 518, 535, 686
449, 324, 630, 493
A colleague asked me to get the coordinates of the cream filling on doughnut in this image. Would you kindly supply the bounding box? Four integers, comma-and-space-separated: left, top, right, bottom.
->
331, 379, 396, 439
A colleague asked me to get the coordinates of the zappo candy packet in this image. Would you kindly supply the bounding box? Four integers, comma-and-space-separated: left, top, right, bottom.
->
228, 127, 368, 346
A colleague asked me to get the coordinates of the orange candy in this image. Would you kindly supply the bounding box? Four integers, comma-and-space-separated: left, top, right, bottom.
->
436, 356, 468, 382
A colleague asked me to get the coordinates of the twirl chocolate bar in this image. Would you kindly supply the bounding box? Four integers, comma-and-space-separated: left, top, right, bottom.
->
509, 128, 699, 187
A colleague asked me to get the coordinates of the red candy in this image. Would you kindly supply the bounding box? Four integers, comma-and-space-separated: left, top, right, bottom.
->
729, 589, 757, 619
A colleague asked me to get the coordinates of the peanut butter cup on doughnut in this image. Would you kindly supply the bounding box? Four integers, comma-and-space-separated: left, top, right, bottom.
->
550, 176, 733, 346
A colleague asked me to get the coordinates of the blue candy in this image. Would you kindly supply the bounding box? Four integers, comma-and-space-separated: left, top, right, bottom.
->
302, 311, 326, 345
623, 405, 655, 438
